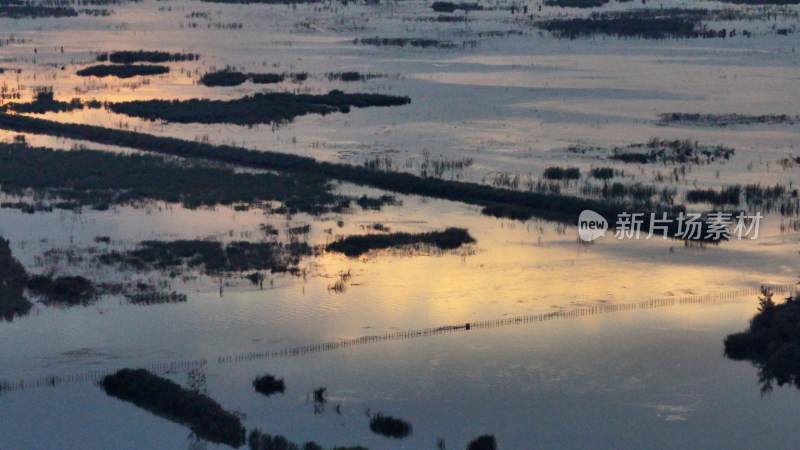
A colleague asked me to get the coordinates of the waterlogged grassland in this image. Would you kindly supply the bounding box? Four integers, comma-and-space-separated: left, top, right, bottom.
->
0, 142, 351, 214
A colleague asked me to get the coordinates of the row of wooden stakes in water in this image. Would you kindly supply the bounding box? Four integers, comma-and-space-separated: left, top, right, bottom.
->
1, 284, 793, 394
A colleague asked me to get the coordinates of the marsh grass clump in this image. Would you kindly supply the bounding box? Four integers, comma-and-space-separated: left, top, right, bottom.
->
725, 287, 800, 393
77, 64, 170, 79
107, 91, 411, 125
356, 194, 399, 210
686, 186, 741, 205
543, 166, 580, 180
610, 138, 734, 165
102, 369, 245, 447
0, 4, 78, 19
369, 413, 412, 439
200, 70, 249, 87
253, 374, 285, 396
0, 236, 32, 320
326, 227, 475, 257
353, 37, 466, 49
97, 50, 199, 64
467, 435, 497, 450
26, 275, 95, 305
326, 71, 385, 82
589, 167, 617, 180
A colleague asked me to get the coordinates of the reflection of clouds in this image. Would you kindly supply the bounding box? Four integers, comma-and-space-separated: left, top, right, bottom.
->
651, 403, 693, 421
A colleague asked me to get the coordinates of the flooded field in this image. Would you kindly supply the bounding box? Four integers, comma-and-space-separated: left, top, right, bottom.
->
1, 0, 800, 448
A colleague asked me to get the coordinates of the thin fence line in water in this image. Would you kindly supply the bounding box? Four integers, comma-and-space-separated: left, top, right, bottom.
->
1, 284, 793, 394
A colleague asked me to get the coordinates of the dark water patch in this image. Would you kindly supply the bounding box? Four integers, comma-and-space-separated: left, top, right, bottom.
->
326, 227, 475, 257
107, 90, 410, 126
102, 368, 246, 447
77, 64, 170, 79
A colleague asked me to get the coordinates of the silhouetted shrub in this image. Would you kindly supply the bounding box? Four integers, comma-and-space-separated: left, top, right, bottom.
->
369, 413, 412, 439
253, 374, 285, 396
543, 167, 580, 180
467, 435, 497, 450
97, 50, 200, 63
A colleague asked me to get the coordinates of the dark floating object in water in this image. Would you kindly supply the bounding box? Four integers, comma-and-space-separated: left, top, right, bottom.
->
326, 227, 476, 257
369, 413, 413, 439
725, 286, 800, 394
102, 368, 246, 448
253, 374, 285, 396
77, 64, 170, 79
467, 434, 497, 450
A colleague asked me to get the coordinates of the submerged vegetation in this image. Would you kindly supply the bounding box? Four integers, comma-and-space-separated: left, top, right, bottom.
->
101, 239, 311, 274
0, 236, 32, 321
725, 287, 800, 394
369, 413, 413, 439
326, 228, 475, 257
107, 91, 410, 125
102, 369, 245, 447
77, 64, 170, 79
657, 113, 800, 127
